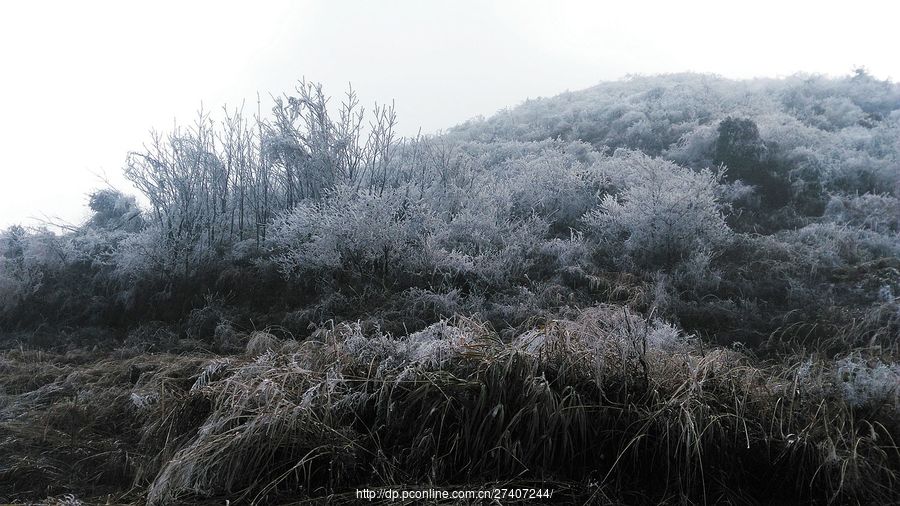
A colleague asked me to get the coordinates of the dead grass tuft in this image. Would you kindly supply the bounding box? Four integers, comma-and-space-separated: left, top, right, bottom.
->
1, 307, 898, 504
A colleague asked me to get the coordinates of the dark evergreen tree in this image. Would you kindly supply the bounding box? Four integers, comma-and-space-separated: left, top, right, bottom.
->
715, 117, 791, 210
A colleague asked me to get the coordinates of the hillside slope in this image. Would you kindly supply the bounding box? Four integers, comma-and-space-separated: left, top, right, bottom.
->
1, 72, 899, 504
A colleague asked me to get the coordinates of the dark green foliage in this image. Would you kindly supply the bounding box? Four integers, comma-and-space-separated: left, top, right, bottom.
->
714, 117, 766, 176
714, 117, 792, 211
87, 189, 145, 232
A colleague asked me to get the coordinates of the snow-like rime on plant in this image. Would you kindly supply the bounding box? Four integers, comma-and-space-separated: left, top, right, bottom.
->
120, 80, 400, 280
1, 72, 898, 339
794, 355, 900, 414
1, 72, 900, 504
583, 150, 731, 268
270, 185, 433, 283
0, 227, 44, 312
834, 355, 900, 409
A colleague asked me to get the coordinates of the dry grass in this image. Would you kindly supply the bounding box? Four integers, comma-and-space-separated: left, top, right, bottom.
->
1, 307, 898, 504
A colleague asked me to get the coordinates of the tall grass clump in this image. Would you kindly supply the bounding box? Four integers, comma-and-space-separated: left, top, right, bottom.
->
1, 307, 898, 504
72, 307, 894, 504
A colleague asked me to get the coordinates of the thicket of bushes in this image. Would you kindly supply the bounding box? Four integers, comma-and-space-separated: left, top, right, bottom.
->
1, 71, 898, 503
3, 76, 897, 351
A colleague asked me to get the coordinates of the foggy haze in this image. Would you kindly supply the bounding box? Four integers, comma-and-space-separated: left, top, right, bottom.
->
1, 0, 897, 228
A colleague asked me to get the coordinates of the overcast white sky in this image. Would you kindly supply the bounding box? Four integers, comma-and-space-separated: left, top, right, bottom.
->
1, 0, 898, 229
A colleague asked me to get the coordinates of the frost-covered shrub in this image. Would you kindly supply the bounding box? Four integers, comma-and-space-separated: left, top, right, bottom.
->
86, 188, 144, 232
471, 216, 549, 286
671, 249, 722, 291
834, 356, 900, 409
584, 152, 732, 268
664, 122, 718, 168
536, 233, 593, 281
114, 226, 186, 281
824, 193, 900, 234
0, 239, 41, 314
418, 163, 556, 288
0, 226, 65, 314
341, 327, 410, 372
229, 239, 262, 263
0, 265, 39, 315
339, 320, 478, 374
404, 321, 476, 369
63, 228, 129, 270
514, 304, 689, 357
780, 223, 900, 269
270, 185, 433, 283
578, 305, 687, 353
497, 144, 606, 229
451, 71, 900, 200
426, 213, 549, 288
796, 354, 900, 413
400, 288, 465, 321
